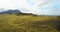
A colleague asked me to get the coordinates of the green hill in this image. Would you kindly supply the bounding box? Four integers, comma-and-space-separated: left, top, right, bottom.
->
0, 14, 60, 32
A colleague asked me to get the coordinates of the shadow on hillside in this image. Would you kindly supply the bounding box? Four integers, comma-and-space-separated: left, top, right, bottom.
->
56, 21, 60, 31
25, 20, 60, 31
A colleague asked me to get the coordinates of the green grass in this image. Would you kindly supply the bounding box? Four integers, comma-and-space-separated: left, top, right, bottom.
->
0, 14, 60, 32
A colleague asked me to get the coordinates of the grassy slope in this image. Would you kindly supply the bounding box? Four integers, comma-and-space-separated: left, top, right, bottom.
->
0, 14, 60, 32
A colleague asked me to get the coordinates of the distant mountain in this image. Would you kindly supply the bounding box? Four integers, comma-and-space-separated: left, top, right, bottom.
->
0, 9, 22, 14
0, 9, 37, 16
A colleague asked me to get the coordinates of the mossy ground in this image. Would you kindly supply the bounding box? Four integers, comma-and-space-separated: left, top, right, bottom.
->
0, 14, 60, 32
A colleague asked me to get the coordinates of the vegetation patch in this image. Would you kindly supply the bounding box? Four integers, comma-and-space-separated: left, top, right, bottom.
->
0, 14, 60, 32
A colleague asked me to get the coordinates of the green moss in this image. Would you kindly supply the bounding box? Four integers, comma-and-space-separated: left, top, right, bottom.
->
0, 14, 59, 32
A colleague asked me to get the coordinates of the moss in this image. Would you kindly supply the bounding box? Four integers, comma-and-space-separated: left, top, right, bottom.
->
0, 14, 59, 32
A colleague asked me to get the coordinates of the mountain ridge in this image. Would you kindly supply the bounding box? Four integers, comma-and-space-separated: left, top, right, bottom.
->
0, 9, 22, 14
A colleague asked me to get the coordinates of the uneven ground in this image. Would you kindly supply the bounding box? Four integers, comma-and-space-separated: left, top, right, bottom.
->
0, 14, 60, 32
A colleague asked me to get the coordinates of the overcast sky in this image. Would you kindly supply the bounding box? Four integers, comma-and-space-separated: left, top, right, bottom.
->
0, 0, 60, 15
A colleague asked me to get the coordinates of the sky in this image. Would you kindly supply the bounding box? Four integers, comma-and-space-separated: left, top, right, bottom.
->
0, 0, 60, 15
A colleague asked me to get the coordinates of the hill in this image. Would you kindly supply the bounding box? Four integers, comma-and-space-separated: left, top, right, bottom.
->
0, 14, 60, 32
0, 9, 22, 14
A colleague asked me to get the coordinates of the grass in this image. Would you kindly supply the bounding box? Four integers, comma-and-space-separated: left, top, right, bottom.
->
0, 14, 60, 32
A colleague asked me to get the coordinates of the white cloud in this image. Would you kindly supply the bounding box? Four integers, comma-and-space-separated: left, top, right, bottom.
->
0, 0, 16, 9
0, 0, 60, 15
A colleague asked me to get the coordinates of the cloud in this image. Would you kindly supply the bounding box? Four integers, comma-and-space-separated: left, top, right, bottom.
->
26, 0, 60, 15
0, 0, 60, 15
0, 0, 16, 9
